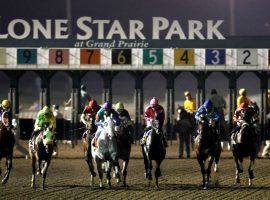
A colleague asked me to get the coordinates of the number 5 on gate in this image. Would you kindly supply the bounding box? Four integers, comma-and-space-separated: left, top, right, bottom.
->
174, 49, 194, 65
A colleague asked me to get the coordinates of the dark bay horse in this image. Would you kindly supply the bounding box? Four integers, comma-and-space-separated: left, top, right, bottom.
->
117, 116, 132, 187
232, 108, 257, 186
29, 128, 54, 190
195, 115, 221, 189
82, 114, 97, 186
0, 111, 15, 184
175, 106, 195, 158
142, 120, 166, 188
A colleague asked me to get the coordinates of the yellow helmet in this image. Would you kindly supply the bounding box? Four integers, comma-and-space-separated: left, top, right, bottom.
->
2, 99, 11, 109
184, 91, 190, 96
239, 88, 246, 95
42, 106, 50, 114
115, 102, 124, 111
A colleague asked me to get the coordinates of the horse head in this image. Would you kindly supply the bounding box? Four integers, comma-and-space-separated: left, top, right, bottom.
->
103, 115, 116, 140
176, 106, 186, 121
42, 128, 54, 154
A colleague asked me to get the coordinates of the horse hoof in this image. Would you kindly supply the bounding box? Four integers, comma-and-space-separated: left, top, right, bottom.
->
235, 178, 240, 184
1, 179, 7, 185
92, 172, 97, 177
238, 169, 243, 173
248, 179, 252, 186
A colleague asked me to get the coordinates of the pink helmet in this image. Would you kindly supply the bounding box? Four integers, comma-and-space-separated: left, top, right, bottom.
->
150, 97, 159, 107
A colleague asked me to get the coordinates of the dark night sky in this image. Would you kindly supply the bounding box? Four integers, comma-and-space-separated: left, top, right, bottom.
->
1, 0, 270, 36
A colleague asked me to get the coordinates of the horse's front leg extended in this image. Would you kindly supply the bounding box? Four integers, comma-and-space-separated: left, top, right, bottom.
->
197, 156, 206, 188
205, 157, 214, 189
37, 159, 42, 175
248, 159, 255, 186
122, 159, 129, 187
155, 160, 162, 188
96, 158, 103, 188
41, 160, 51, 190
234, 157, 241, 183
106, 161, 112, 188
31, 156, 36, 188
1, 158, 12, 185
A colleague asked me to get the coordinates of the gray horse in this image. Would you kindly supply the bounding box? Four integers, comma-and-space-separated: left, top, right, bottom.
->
91, 116, 121, 188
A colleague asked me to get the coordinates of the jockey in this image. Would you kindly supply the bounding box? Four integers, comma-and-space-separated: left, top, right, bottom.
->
237, 88, 251, 107
94, 101, 120, 139
183, 91, 196, 114
140, 97, 168, 147
195, 100, 221, 124
231, 102, 257, 144
30, 106, 56, 140
115, 102, 134, 144
81, 99, 101, 135
0, 99, 12, 130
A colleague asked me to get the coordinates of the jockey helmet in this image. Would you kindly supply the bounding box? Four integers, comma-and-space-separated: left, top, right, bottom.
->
184, 91, 190, 96
52, 104, 59, 110
150, 97, 159, 107
239, 102, 248, 109
81, 84, 86, 91
42, 106, 50, 114
102, 101, 111, 110
239, 88, 246, 95
89, 99, 97, 108
203, 100, 213, 109
115, 102, 124, 111
2, 99, 11, 109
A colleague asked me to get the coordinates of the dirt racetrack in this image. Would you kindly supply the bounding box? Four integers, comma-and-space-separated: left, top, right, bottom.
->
1, 140, 270, 200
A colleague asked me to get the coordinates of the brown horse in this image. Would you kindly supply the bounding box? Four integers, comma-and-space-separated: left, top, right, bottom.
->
29, 128, 54, 190
0, 111, 15, 184
232, 108, 257, 186
117, 116, 132, 187
82, 115, 97, 186
195, 115, 221, 189
142, 120, 166, 188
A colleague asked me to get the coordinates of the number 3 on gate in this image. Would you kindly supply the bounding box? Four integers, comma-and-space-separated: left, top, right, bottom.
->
205, 49, 225, 65
174, 49, 194, 65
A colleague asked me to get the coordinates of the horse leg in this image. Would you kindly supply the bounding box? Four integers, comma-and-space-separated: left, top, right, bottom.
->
178, 133, 184, 158
0, 159, 2, 176
234, 157, 241, 184
41, 160, 51, 190
106, 161, 112, 188
147, 160, 153, 187
1, 157, 12, 185
155, 160, 162, 189
205, 157, 214, 189
248, 158, 255, 186
213, 148, 221, 186
96, 158, 104, 188
197, 156, 206, 188
142, 146, 149, 177
122, 159, 129, 187
37, 159, 42, 175
31, 156, 36, 188
85, 154, 96, 186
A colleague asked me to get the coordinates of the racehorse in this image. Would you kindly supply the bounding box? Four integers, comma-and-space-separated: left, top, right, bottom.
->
142, 120, 166, 188
29, 127, 54, 190
117, 116, 132, 187
175, 106, 195, 158
91, 116, 121, 188
232, 108, 257, 186
195, 114, 221, 189
82, 114, 97, 186
0, 111, 15, 184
